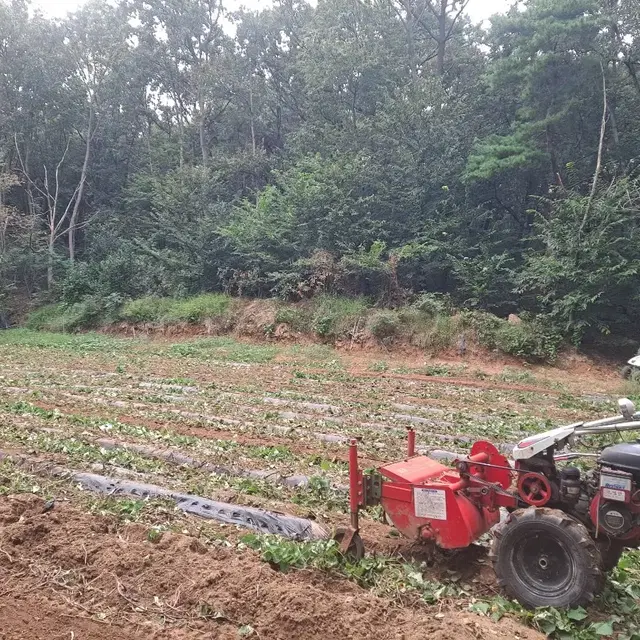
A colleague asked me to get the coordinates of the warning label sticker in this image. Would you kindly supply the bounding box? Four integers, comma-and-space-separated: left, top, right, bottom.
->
602, 488, 626, 502
414, 488, 447, 520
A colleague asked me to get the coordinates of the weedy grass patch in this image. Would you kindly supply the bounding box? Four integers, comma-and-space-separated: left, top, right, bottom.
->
239, 533, 467, 604
0, 328, 130, 353
166, 337, 278, 363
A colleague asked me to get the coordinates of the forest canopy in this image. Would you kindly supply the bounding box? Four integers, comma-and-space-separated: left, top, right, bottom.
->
1, 0, 640, 344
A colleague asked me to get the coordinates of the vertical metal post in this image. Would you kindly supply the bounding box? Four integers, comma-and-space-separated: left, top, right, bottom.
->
349, 438, 360, 531
407, 427, 416, 458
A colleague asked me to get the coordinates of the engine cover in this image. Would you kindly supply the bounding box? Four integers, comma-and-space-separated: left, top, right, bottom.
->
598, 501, 633, 536
599, 442, 640, 475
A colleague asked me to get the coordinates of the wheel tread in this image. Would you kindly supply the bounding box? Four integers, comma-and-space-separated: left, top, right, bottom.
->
491, 507, 604, 609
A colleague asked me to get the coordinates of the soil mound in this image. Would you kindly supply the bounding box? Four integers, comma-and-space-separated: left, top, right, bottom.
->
0, 494, 542, 640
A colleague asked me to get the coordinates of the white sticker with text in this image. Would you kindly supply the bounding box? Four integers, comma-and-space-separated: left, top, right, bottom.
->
414, 488, 447, 520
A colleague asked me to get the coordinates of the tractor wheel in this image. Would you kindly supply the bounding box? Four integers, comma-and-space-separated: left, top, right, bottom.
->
597, 540, 625, 572
333, 527, 365, 561
491, 507, 604, 609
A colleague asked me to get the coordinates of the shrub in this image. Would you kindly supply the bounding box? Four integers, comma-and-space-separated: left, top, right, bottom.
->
161, 294, 231, 324
274, 306, 311, 331
411, 293, 451, 317
397, 308, 464, 351
26, 304, 67, 331
466, 311, 502, 348
493, 322, 563, 362
120, 297, 173, 323
310, 295, 370, 339
27, 295, 122, 332
428, 314, 463, 351
271, 251, 339, 301
469, 311, 563, 362
57, 298, 106, 331
367, 311, 401, 340
27, 298, 101, 333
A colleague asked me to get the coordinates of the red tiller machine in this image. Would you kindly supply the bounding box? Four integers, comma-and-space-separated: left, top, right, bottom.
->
335, 400, 640, 610
337, 429, 515, 555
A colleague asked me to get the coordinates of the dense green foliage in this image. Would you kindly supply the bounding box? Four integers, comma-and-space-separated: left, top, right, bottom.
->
1, 0, 640, 345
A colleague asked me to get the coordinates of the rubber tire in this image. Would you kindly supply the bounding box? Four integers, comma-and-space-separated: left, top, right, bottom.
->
333, 527, 365, 561
597, 540, 625, 572
491, 507, 604, 609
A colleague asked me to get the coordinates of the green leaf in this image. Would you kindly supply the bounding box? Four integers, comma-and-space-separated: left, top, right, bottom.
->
567, 607, 588, 621
470, 601, 491, 615
592, 621, 614, 636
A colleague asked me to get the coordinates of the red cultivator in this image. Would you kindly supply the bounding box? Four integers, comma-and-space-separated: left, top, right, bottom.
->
337, 399, 640, 609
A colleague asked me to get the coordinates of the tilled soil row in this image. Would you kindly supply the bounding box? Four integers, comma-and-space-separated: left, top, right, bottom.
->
0, 357, 602, 424
0, 493, 544, 640
0, 451, 327, 540
2, 385, 521, 464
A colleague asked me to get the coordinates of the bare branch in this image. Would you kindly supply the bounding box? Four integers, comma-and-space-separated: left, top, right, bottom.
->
420, 47, 440, 65
424, 0, 441, 20
13, 135, 49, 201
581, 60, 608, 234
52, 136, 72, 229
445, 0, 470, 40
54, 180, 83, 236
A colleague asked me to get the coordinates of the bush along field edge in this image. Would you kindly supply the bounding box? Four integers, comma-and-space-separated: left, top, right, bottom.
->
24, 292, 564, 363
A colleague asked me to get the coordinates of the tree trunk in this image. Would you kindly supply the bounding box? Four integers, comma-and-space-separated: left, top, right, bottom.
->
199, 92, 208, 166
401, 1, 417, 82
47, 227, 55, 289
249, 85, 257, 156
546, 124, 561, 185
68, 103, 94, 262
436, 0, 447, 76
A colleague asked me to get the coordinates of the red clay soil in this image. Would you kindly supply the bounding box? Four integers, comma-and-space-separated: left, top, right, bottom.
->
0, 494, 543, 640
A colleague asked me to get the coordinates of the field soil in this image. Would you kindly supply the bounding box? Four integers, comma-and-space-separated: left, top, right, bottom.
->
0, 330, 628, 639
0, 494, 541, 640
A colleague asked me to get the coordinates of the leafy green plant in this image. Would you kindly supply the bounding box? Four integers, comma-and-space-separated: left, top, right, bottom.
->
310, 295, 369, 339
367, 311, 401, 341
0, 329, 127, 353
292, 475, 348, 511
240, 533, 467, 602
498, 367, 536, 383
411, 293, 451, 317
120, 297, 173, 323
423, 364, 452, 377
147, 526, 164, 542
471, 550, 640, 639
161, 294, 231, 324
166, 337, 277, 363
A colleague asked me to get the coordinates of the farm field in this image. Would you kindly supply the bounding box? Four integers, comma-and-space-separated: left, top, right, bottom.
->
0, 329, 638, 639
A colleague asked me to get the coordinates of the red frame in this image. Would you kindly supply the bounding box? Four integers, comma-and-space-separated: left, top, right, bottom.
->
344, 430, 517, 550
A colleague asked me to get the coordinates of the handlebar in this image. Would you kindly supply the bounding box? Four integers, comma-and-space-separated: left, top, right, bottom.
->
576, 420, 640, 436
